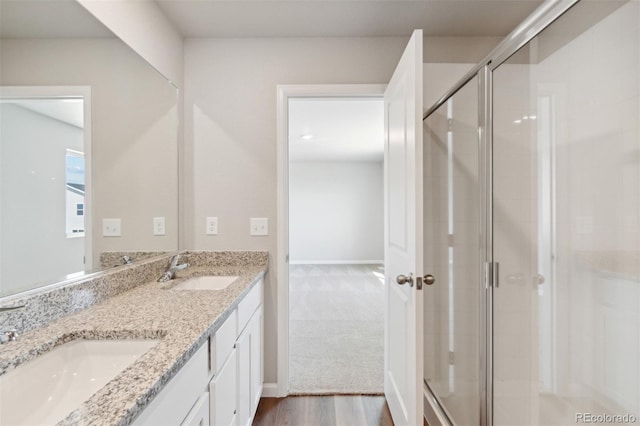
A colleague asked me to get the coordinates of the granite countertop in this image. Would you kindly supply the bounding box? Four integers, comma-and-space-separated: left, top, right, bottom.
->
576, 250, 640, 281
0, 255, 267, 426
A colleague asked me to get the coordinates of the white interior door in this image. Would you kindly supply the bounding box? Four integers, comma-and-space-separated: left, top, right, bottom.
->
384, 29, 424, 426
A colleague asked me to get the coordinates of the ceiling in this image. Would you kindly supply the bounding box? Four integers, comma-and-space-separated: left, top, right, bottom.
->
0, 0, 544, 40
0, 0, 114, 38
3, 99, 84, 129
289, 98, 384, 163
156, 0, 544, 38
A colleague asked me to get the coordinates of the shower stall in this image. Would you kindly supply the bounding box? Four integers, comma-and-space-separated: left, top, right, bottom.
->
423, 0, 640, 424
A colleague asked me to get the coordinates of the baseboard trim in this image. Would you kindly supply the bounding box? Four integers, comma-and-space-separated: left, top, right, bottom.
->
289, 260, 384, 265
261, 382, 280, 397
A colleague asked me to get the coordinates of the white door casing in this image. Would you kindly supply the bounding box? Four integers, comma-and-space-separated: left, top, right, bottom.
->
276, 84, 387, 397
383, 30, 424, 426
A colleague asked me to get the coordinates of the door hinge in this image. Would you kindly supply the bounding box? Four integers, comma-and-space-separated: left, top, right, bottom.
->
485, 261, 500, 288
285, 254, 289, 263
448, 351, 454, 365
448, 233, 454, 247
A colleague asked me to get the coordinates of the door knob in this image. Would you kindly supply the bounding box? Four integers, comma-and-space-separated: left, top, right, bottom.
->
423, 274, 435, 285
396, 274, 414, 286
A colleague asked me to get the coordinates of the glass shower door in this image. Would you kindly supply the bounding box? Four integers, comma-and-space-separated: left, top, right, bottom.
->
424, 76, 481, 425
492, 1, 640, 424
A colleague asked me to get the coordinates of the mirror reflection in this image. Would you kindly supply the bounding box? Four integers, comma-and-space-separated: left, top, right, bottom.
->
0, 0, 179, 297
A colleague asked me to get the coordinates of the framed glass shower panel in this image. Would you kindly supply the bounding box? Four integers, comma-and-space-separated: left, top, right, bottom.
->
424, 76, 481, 426
492, 1, 640, 424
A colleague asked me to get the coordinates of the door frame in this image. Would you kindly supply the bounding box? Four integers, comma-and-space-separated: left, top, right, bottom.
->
275, 83, 387, 397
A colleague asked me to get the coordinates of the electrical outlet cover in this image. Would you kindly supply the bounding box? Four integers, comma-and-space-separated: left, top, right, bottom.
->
250, 218, 268, 236
206, 217, 218, 235
103, 218, 121, 237
153, 217, 166, 236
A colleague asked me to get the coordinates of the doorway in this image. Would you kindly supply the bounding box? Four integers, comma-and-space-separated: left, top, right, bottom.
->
288, 97, 384, 394
276, 84, 386, 396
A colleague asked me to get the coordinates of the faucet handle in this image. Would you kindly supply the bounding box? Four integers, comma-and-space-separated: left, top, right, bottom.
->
169, 254, 180, 268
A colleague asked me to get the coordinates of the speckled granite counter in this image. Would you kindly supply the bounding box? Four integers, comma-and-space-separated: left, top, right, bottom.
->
577, 251, 640, 281
0, 251, 268, 426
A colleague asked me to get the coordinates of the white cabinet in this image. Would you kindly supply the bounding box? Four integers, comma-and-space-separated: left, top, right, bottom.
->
133, 279, 264, 426
211, 279, 263, 426
236, 306, 263, 426
133, 344, 208, 426
210, 348, 237, 426
182, 393, 210, 426
249, 308, 263, 414
235, 281, 264, 426
211, 312, 237, 374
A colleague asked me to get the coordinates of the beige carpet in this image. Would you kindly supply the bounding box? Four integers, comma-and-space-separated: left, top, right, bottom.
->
289, 264, 385, 395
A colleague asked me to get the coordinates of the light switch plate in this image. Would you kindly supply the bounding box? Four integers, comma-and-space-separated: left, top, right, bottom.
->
250, 218, 268, 236
206, 217, 218, 235
153, 217, 166, 236
103, 218, 121, 237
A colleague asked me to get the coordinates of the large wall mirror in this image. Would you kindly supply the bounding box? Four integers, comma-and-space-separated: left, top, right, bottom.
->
0, 0, 179, 297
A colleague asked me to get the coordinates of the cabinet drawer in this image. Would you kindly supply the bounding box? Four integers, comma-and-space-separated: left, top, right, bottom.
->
181, 392, 209, 426
210, 349, 237, 426
237, 280, 262, 335
133, 344, 208, 426
211, 311, 237, 374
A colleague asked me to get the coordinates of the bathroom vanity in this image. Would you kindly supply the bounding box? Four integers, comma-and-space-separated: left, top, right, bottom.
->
134, 273, 264, 426
0, 251, 267, 426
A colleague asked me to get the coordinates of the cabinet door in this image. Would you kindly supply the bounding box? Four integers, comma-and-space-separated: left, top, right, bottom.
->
249, 306, 263, 412
210, 349, 237, 426
236, 306, 264, 426
236, 319, 251, 426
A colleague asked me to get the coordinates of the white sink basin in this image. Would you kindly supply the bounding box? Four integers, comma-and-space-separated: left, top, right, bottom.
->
172, 276, 238, 290
0, 339, 158, 425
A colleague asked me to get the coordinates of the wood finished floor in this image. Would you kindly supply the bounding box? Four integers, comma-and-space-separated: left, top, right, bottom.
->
253, 396, 394, 426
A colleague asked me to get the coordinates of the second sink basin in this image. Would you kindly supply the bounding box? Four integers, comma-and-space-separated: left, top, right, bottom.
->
0, 338, 159, 425
172, 276, 239, 290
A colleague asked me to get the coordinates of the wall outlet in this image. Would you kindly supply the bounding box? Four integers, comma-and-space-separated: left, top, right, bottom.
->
153, 217, 166, 236
206, 216, 218, 235
103, 218, 121, 237
250, 218, 268, 236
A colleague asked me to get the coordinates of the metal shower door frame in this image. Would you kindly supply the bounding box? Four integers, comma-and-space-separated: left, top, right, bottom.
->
421, 1, 582, 424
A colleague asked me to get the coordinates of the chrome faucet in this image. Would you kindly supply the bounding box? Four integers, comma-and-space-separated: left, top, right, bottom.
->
0, 304, 25, 344
158, 255, 190, 282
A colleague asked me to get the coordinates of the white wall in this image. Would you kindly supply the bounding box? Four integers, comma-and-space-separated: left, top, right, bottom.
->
423, 63, 478, 110
0, 104, 84, 294
184, 35, 500, 385
289, 161, 383, 263
77, 0, 183, 88
1, 38, 179, 268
